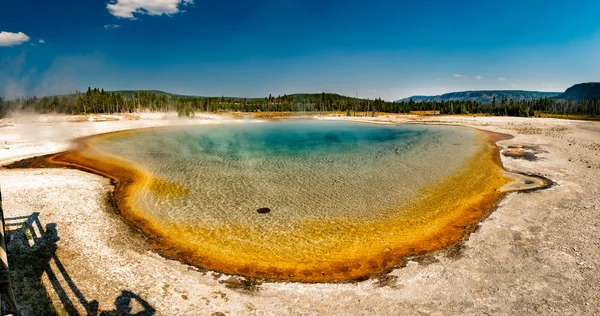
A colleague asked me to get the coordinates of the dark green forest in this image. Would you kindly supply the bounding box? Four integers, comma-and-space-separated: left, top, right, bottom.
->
1, 86, 600, 119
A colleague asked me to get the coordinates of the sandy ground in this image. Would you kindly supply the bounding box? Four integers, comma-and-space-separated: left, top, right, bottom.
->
0, 113, 599, 315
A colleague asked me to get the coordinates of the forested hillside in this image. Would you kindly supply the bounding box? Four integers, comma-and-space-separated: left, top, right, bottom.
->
1, 85, 599, 118
397, 90, 561, 103
557, 83, 600, 101
0, 88, 389, 117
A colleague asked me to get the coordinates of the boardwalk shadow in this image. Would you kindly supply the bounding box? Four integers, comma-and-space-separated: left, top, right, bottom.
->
4, 212, 156, 316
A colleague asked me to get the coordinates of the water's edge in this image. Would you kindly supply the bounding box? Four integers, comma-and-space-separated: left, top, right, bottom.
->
3, 123, 553, 283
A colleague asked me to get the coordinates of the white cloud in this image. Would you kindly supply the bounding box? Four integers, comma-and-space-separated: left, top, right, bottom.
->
104, 24, 121, 29
497, 77, 506, 81
476, 76, 483, 80
453, 74, 464, 78
106, 0, 194, 19
0, 31, 30, 47
511, 84, 517, 88
39, 39, 45, 44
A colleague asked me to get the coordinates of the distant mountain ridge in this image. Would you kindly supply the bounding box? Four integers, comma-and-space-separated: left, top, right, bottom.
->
20, 82, 600, 104
398, 83, 600, 103
397, 90, 561, 104
557, 83, 600, 101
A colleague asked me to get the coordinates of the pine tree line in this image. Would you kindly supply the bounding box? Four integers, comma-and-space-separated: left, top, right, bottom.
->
2, 88, 599, 118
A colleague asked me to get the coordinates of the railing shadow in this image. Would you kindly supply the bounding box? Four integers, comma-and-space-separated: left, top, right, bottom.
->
4, 212, 156, 316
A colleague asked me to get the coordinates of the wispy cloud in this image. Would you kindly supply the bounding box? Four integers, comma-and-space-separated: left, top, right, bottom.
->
0, 31, 30, 47
511, 83, 517, 88
497, 77, 506, 81
453, 74, 464, 78
107, 0, 194, 19
104, 24, 121, 29
476, 76, 483, 80
38, 39, 45, 44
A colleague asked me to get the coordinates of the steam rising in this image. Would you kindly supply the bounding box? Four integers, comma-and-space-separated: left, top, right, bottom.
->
0, 54, 103, 100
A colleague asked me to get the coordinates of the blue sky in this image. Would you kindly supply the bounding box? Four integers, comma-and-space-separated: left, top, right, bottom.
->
1, 0, 600, 100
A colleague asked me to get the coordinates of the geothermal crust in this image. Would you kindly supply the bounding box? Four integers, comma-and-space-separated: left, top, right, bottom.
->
0, 113, 598, 315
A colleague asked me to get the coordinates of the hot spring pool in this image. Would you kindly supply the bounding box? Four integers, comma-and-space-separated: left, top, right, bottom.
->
49, 120, 513, 282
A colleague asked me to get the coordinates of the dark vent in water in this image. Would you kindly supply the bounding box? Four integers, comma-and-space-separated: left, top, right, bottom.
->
257, 208, 271, 214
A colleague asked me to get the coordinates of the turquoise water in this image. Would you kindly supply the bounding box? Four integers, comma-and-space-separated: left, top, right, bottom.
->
93, 121, 479, 228
168, 121, 424, 157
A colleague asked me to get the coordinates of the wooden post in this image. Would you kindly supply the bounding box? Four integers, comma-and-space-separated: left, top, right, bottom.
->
0, 185, 19, 316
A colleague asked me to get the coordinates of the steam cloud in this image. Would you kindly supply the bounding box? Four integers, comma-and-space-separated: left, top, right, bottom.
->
0, 54, 104, 99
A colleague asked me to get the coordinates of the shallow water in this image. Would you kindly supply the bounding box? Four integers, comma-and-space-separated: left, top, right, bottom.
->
79, 120, 503, 281
95, 121, 477, 224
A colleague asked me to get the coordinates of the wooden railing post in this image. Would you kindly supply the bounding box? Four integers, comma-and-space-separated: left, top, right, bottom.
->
0, 185, 19, 316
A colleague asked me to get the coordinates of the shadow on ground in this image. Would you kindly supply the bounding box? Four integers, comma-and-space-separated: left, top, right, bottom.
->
3, 212, 156, 316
